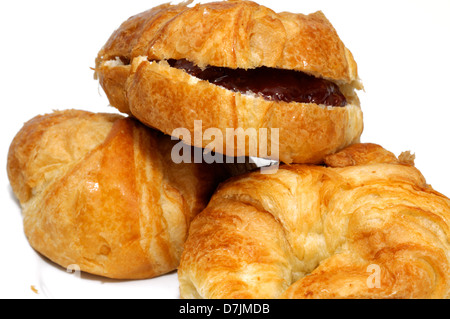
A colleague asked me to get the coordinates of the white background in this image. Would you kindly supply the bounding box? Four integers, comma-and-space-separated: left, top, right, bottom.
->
0, 0, 449, 299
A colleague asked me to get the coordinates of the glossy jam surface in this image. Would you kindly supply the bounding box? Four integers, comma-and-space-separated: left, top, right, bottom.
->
168, 59, 347, 107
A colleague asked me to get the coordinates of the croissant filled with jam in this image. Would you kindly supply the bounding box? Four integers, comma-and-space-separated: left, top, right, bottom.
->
95, 0, 364, 164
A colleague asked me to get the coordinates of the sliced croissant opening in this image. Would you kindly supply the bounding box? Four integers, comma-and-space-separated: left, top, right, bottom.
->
103, 56, 130, 67
166, 59, 348, 107
102, 56, 351, 107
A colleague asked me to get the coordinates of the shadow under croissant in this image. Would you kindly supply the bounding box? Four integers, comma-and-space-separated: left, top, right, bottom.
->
185, 144, 277, 177
33, 248, 178, 283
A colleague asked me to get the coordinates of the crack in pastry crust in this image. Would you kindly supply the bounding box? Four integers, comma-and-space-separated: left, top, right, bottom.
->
100, 56, 348, 107
166, 59, 348, 107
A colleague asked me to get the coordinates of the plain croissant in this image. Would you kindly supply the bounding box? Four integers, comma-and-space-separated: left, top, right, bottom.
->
7, 109, 227, 279
178, 143, 450, 298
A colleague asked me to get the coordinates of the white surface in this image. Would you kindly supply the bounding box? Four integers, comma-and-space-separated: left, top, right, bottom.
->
0, 0, 449, 299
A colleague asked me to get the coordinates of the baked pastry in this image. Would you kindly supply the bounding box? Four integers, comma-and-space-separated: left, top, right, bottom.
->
7, 109, 227, 280
178, 143, 450, 298
94, 0, 364, 164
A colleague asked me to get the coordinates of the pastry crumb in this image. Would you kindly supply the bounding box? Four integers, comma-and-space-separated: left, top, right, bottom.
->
30, 285, 39, 294
398, 151, 416, 166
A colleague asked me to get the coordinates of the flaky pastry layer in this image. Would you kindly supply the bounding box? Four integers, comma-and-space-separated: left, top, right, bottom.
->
178, 144, 450, 299
7, 110, 226, 279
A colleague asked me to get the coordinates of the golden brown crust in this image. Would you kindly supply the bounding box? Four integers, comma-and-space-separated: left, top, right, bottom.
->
96, 0, 359, 81
178, 144, 450, 298
95, 0, 364, 164
7, 109, 226, 279
324, 143, 400, 167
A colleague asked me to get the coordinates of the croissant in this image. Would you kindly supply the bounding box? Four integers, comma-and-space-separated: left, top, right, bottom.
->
94, 0, 363, 164
178, 143, 450, 298
7, 109, 227, 280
